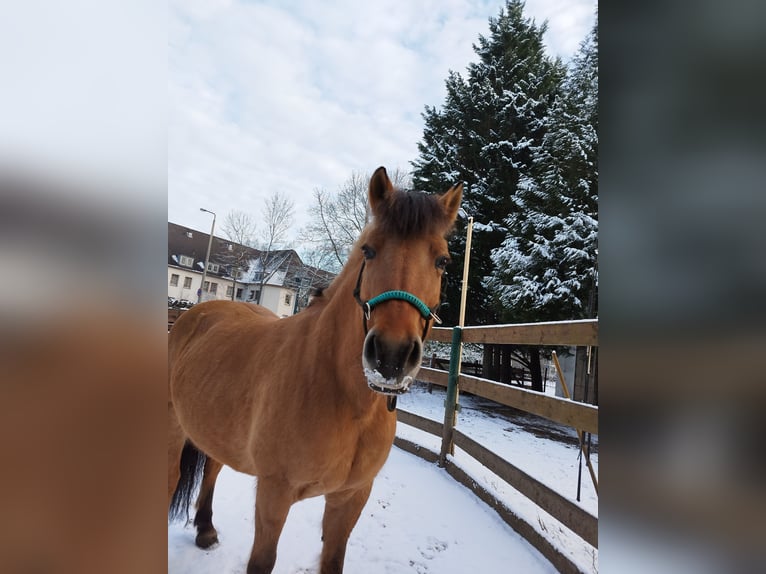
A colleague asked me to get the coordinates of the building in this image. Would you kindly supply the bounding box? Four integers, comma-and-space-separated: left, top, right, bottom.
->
167, 222, 334, 318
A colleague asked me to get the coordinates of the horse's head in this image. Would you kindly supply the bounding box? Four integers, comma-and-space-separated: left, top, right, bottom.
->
354, 167, 462, 395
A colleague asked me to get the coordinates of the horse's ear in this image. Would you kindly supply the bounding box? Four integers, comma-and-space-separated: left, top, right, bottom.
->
439, 182, 463, 223
369, 166, 394, 216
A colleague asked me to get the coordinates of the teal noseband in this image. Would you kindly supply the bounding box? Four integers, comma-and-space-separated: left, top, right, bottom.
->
366, 290, 434, 321
352, 261, 443, 338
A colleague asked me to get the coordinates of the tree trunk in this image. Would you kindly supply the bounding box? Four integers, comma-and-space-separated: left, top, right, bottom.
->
500, 345, 512, 384
573, 346, 589, 403
483, 344, 496, 380
528, 347, 543, 392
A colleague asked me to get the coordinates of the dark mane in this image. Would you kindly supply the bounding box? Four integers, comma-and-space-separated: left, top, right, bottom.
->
374, 189, 452, 238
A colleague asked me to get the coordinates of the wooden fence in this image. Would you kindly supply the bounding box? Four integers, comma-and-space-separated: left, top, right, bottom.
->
394, 319, 598, 574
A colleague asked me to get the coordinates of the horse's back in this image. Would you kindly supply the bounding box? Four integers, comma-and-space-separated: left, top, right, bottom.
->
169, 301, 276, 356
168, 301, 278, 402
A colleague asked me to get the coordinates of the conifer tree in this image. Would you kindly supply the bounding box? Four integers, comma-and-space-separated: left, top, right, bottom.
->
489, 23, 598, 322
412, 0, 565, 325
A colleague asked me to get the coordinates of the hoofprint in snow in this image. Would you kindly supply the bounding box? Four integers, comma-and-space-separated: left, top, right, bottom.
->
168, 384, 597, 574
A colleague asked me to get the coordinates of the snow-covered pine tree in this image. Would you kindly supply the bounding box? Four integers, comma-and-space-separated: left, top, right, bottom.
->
412, 0, 565, 325
490, 23, 598, 323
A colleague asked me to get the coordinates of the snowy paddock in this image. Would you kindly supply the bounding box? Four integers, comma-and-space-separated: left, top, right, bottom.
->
168, 384, 597, 574
168, 447, 555, 574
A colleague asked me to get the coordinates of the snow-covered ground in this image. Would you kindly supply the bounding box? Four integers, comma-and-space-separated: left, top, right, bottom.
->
397, 383, 598, 574
168, 383, 598, 574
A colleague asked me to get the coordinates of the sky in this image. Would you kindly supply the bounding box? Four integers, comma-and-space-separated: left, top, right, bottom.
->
168, 0, 596, 241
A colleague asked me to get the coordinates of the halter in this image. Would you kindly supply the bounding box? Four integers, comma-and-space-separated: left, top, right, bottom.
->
352, 260, 444, 341
353, 259, 446, 412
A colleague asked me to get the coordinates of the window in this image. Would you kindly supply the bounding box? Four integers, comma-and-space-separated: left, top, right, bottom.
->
226, 286, 233, 297
248, 290, 255, 300
186, 231, 193, 238
170, 274, 179, 286
236, 288, 243, 299
206, 262, 219, 273
179, 255, 194, 267
210, 282, 218, 294
183, 277, 192, 289
284, 293, 291, 306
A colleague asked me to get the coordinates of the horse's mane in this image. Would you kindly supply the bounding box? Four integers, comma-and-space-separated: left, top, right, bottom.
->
308, 187, 453, 306
373, 188, 453, 239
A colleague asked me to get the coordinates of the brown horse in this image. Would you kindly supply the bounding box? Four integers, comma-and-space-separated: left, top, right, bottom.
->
168, 167, 462, 574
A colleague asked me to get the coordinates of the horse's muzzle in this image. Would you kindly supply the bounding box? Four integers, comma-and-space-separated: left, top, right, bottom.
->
362, 329, 422, 394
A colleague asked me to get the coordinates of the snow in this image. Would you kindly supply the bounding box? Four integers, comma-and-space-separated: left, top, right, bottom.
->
168, 384, 597, 574
396, 385, 598, 574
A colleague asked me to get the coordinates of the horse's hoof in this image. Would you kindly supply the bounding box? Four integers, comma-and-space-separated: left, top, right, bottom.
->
195, 530, 219, 549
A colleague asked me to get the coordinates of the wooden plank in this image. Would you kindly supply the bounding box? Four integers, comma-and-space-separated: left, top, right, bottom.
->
461, 319, 598, 346
396, 409, 443, 438
442, 459, 591, 573
427, 326, 453, 343
393, 437, 440, 465
453, 430, 598, 547
414, 366, 448, 387
459, 374, 598, 435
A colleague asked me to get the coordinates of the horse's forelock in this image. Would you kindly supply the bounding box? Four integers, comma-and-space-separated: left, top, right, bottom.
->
373, 188, 452, 239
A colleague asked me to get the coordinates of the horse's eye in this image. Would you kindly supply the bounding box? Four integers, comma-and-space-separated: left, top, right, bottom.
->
361, 244, 376, 260
435, 256, 450, 270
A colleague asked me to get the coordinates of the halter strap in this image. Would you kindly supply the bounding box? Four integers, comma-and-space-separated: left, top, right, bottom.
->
367, 290, 433, 320
352, 261, 443, 340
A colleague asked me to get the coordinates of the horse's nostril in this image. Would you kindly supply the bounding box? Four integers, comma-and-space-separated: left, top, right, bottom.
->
363, 333, 377, 367
364, 331, 423, 380
408, 339, 422, 369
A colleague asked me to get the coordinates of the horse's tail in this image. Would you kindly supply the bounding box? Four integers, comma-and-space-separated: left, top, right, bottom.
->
169, 441, 207, 522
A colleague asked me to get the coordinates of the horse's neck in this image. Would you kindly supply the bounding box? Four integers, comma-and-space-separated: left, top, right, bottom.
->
318, 257, 363, 336
313, 261, 374, 405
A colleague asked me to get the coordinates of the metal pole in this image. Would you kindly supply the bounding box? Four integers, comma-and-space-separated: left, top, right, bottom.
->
551, 351, 598, 495
198, 208, 216, 304
439, 326, 463, 466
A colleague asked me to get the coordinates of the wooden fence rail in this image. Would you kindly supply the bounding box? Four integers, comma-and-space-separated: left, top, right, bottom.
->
414, 369, 598, 434
394, 411, 598, 546
395, 319, 598, 574
453, 430, 598, 547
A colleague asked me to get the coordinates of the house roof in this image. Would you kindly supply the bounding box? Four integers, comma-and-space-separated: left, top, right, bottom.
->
167, 222, 252, 279
167, 222, 335, 289
278, 252, 336, 291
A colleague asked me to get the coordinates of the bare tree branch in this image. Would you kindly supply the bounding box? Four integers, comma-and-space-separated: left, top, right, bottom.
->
261, 191, 295, 253
252, 191, 295, 303
222, 210, 257, 248
220, 209, 259, 299
299, 168, 412, 271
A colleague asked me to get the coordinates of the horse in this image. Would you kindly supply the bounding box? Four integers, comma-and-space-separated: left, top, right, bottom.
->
168, 166, 462, 574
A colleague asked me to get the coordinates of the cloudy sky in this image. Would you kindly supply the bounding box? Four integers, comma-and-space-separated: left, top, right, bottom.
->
169, 0, 596, 239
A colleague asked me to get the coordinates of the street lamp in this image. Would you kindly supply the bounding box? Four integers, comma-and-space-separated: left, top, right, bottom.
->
198, 208, 216, 304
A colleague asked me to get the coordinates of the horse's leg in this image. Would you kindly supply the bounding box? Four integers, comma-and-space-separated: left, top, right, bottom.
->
246, 477, 294, 574
193, 456, 224, 548
319, 483, 374, 574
